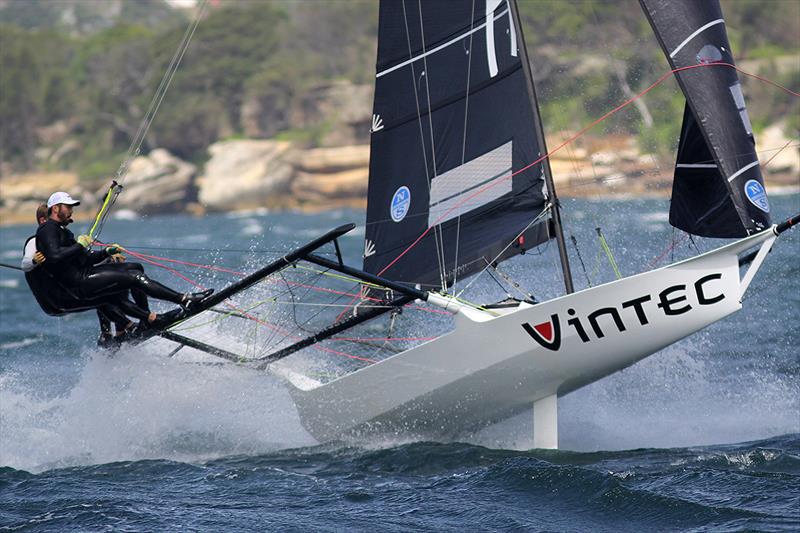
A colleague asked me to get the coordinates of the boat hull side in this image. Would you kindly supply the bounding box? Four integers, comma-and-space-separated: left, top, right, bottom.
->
288, 232, 770, 442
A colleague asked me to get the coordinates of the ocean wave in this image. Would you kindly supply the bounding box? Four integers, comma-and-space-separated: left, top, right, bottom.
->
0, 337, 40, 350
0, 279, 19, 289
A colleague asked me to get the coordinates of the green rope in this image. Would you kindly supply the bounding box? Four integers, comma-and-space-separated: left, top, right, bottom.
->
595, 227, 622, 279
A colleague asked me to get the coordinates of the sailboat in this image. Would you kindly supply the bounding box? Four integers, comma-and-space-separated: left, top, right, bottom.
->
142, 0, 797, 448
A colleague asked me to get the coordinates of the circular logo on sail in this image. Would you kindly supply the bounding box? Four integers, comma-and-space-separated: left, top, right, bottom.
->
744, 179, 770, 213
390, 186, 411, 222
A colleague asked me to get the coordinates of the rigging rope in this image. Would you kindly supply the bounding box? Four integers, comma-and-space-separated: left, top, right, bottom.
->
88, 0, 209, 243
595, 227, 622, 279
570, 234, 592, 287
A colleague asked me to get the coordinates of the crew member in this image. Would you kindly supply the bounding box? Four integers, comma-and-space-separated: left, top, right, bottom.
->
35, 191, 213, 330
23, 204, 149, 345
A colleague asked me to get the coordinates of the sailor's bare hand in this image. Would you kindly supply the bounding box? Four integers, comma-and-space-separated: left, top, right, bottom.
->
110, 253, 126, 263
33, 251, 46, 265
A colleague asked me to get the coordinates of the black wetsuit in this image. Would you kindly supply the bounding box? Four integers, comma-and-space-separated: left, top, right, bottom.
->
23, 235, 149, 325
35, 219, 185, 312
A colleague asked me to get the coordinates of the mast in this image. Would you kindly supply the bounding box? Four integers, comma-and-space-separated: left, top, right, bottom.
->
508, 0, 574, 294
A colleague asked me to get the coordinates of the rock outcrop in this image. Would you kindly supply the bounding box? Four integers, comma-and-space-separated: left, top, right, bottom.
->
289, 145, 369, 206
197, 140, 295, 211
114, 148, 197, 214
757, 122, 800, 176
0, 172, 97, 225
196, 141, 370, 211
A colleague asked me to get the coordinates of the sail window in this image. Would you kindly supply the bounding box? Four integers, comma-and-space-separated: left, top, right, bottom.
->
696, 44, 722, 63
729, 82, 753, 135
428, 141, 513, 227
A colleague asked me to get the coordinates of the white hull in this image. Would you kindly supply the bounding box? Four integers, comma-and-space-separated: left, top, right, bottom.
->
277, 230, 776, 445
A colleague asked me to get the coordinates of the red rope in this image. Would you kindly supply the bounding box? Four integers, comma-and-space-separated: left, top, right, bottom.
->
111, 246, 377, 363
647, 232, 690, 269
334, 337, 436, 342
118, 247, 448, 314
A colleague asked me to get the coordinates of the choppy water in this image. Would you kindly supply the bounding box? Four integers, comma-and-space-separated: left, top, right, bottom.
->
1, 196, 798, 531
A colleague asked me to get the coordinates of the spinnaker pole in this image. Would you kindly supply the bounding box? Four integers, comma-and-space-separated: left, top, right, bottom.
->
509, 0, 574, 294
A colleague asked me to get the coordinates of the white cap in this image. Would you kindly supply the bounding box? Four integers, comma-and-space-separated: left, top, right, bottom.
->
47, 191, 80, 208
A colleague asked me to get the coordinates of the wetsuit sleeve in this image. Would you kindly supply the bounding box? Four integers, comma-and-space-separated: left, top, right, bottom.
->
36, 222, 84, 264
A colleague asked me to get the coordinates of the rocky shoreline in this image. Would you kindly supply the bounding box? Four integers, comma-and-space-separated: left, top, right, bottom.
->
1, 127, 797, 227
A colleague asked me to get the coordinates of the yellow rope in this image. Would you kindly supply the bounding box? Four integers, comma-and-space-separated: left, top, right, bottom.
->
596, 229, 622, 279
88, 182, 120, 241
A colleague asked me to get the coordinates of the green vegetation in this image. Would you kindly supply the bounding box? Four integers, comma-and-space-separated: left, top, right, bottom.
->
0, 0, 796, 181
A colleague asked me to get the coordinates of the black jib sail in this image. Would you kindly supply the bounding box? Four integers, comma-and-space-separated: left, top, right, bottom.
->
362, 0, 554, 290
640, 0, 771, 238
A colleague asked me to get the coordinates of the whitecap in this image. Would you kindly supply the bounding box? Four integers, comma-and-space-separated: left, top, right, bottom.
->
766, 185, 800, 196
640, 212, 669, 222
185, 234, 210, 244
242, 223, 263, 236
112, 209, 138, 221
0, 278, 20, 288
0, 337, 40, 349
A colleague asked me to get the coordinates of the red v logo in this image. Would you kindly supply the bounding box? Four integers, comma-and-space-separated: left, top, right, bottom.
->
522, 314, 561, 351
532, 321, 553, 343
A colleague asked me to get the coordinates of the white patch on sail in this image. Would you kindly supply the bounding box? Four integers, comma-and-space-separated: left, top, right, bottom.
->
727, 160, 760, 183
376, 5, 511, 79
676, 163, 717, 169
669, 18, 724, 58
428, 141, 512, 227
508, 2, 517, 57
485, 0, 503, 77
729, 82, 753, 135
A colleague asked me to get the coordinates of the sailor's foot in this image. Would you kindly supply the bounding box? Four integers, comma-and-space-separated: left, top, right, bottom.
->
149, 308, 186, 329
180, 288, 214, 311
113, 322, 138, 344
97, 332, 117, 349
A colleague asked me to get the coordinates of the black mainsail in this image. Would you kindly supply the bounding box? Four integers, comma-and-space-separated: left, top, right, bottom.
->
640, 0, 771, 237
362, 0, 555, 290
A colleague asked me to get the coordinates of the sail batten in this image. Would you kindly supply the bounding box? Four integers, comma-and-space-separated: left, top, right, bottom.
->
363, 0, 554, 288
640, 0, 771, 237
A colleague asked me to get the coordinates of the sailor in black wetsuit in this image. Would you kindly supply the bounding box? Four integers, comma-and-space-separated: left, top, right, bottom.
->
36, 191, 213, 330
23, 203, 150, 345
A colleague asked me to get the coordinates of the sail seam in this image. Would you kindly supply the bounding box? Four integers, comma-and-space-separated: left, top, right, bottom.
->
669, 19, 724, 58
416, 0, 448, 290
454, 0, 477, 289
377, 6, 510, 78
726, 160, 759, 182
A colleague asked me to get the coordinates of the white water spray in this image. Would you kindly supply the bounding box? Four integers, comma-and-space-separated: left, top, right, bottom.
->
0, 343, 315, 473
